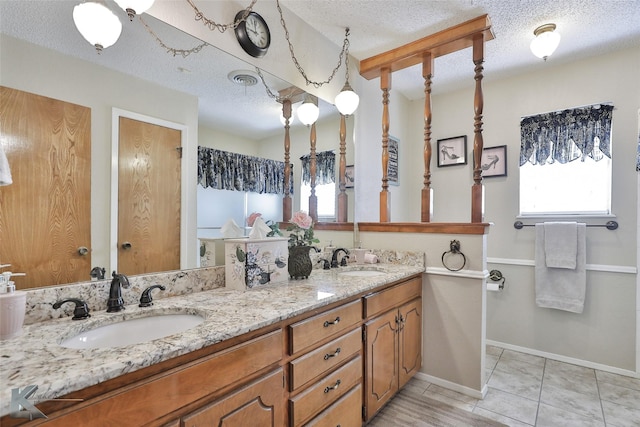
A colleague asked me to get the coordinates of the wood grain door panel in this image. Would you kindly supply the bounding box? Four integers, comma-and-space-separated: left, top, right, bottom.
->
0, 86, 91, 288
118, 117, 181, 276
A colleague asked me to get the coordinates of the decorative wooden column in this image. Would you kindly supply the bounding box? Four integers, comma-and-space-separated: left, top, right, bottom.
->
337, 114, 348, 222
471, 34, 485, 223
421, 53, 434, 222
380, 68, 391, 222
282, 99, 292, 222
309, 122, 318, 222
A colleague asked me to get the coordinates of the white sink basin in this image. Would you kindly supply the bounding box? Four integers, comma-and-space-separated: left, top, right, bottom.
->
60, 314, 205, 349
338, 270, 386, 277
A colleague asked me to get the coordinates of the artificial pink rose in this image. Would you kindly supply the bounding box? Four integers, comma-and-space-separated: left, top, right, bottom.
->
291, 211, 313, 229
247, 212, 262, 227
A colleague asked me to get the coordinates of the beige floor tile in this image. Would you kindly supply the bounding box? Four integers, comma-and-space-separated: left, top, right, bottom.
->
536, 402, 605, 427
473, 407, 534, 426
487, 345, 504, 357
542, 365, 599, 398
598, 381, 640, 410
596, 370, 640, 392
476, 388, 539, 425
540, 383, 604, 421
601, 399, 640, 427
499, 349, 546, 368
488, 368, 543, 401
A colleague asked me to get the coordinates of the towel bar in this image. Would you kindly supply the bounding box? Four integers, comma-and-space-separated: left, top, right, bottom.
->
513, 220, 618, 230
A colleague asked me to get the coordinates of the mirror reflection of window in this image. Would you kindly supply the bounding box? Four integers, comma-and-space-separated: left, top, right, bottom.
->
300, 183, 336, 220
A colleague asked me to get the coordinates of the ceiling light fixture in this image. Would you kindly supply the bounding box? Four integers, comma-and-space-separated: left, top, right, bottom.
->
530, 23, 561, 61
297, 94, 319, 126
114, 0, 155, 21
334, 28, 359, 116
73, 2, 122, 54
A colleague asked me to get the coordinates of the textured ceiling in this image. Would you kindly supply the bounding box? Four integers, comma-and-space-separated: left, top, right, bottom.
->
1, 0, 639, 139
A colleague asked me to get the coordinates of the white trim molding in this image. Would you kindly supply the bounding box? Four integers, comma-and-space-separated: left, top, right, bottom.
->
487, 257, 636, 274
425, 266, 487, 279
416, 372, 488, 399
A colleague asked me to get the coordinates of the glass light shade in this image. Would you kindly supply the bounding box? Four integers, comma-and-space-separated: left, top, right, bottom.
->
335, 83, 359, 116
297, 97, 319, 126
73, 2, 122, 52
114, 0, 155, 18
530, 25, 561, 60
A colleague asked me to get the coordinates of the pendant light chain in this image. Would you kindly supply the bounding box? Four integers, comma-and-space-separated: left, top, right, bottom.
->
139, 16, 208, 57
255, 67, 297, 102
276, 0, 349, 89
186, 0, 258, 32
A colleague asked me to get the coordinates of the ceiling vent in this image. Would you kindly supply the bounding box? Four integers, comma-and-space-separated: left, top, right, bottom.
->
227, 70, 259, 87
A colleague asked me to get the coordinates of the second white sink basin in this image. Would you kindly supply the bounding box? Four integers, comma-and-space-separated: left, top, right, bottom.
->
338, 270, 386, 277
60, 314, 205, 349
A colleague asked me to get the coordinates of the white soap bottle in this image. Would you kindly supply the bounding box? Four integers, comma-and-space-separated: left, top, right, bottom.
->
0, 271, 27, 340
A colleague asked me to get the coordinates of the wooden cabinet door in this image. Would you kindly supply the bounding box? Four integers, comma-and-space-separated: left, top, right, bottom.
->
182, 370, 284, 427
364, 309, 398, 420
399, 298, 422, 389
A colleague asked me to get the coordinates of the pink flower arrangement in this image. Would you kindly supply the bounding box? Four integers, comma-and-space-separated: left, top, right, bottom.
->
287, 211, 319, 247
247, 212, 262, 227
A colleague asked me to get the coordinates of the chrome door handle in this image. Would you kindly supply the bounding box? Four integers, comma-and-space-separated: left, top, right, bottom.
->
121, 242, 132, 250
78, 246, 89, 256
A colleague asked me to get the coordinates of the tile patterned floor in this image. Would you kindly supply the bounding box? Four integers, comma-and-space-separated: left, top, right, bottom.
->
408, 346, 640, 426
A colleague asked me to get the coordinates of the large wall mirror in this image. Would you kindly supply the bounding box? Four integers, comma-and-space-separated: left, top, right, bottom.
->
0, 1, 354, 289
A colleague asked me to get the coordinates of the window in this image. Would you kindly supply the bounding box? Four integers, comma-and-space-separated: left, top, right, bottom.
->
519, 104, 613, 216
300, 182, 336, 219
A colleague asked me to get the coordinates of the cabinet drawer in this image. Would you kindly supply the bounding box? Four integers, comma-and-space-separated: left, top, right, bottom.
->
364, 277, 421, 318
289, 299, 362, 355
305, 383, 362, 427
290, 328, 361, 391
182, 369, 284, 427
289, 355, 362, 426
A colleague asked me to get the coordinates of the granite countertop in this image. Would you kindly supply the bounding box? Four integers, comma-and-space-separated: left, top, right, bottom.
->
0, 264, 423, 417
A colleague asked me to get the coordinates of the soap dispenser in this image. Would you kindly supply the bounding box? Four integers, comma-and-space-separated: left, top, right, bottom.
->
0, 270, 27, 340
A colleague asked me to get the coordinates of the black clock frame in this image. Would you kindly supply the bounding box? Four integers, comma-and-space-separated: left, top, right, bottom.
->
234, 10, 270, 58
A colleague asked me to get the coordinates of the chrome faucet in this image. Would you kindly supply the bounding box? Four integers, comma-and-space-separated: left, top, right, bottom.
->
107, 271, 130, 312
331, 248, 350, 268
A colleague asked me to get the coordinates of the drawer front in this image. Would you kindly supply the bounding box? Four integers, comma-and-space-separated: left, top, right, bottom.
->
289, 355, 362, 426
182, 369, 284, 427
364, 277, 421, 318
290, 328, 361, 391
305, 384, 363, 427
289, 299, 362, 355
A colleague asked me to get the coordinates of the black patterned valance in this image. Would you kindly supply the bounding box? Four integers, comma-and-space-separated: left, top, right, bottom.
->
198, 146, 292, 195
520, 104, 614, 166
300, 150, 335, 185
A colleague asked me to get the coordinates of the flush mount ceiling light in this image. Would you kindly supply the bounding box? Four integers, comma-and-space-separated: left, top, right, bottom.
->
114, 0, 155, 21
73, 2, 122, 54
530, 23, 561, 61
297, 94, 319, 126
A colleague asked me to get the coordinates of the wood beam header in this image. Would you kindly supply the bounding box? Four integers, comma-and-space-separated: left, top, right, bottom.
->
359, 14, 494, 80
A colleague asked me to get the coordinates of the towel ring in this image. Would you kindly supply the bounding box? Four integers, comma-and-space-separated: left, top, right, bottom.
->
441, 240, 466, 272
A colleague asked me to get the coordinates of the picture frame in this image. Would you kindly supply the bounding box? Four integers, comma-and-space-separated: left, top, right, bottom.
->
437, 136, 467, 167
345, 164, 355, 188
481, 145, 507, 177
387, 136, 399, 185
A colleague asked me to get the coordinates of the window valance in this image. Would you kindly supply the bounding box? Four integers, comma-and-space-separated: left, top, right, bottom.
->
520, 104, 613, 166
197, 146, 292, 195
300, 150, 335, 185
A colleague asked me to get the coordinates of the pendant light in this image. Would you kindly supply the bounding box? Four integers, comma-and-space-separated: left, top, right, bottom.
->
297, 94, 319, 126
114, 0, 155, 21
530, 24, 561, 61
334, 28, 359, 116
73, 2, 122, 53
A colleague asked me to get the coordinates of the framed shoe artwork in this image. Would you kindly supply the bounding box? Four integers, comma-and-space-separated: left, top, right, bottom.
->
437, 135, 467, 167
481, 145, 507, 177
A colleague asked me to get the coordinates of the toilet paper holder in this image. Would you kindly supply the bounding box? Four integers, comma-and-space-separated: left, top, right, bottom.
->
488, 269, 505, 290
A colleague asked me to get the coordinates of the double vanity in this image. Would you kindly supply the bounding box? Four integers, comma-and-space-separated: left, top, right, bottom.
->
0, 261, 424, 426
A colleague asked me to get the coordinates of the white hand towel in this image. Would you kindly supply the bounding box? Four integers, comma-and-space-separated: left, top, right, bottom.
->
0, 144, 12, 186
544, 222, 578, 269
535, 223, 586, 313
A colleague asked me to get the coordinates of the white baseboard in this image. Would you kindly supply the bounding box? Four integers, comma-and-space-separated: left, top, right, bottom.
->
416, 371, 488, 399
486, 339, 639, 379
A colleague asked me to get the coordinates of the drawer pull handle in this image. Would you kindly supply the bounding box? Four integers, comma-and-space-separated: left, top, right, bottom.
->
324, 379, 341, 393
324, 347, 341, 360
323, 316, 341, 327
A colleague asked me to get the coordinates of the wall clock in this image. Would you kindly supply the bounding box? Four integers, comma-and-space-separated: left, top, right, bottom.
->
234, 11, 270, 58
